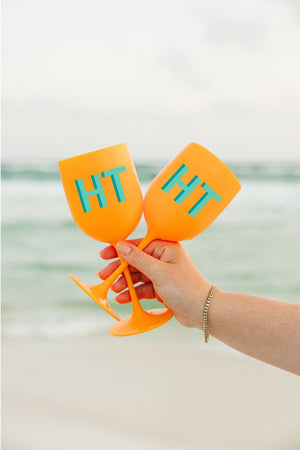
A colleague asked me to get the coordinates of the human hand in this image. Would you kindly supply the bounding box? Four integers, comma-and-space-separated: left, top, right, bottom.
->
98, 239, 212, 329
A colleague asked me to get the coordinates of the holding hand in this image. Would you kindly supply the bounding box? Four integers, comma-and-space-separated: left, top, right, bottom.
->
98, 239, 212, 329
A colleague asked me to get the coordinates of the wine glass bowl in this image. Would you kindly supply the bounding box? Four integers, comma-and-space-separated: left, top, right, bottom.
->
58, 143, 143, 243
143, 142, 241, 242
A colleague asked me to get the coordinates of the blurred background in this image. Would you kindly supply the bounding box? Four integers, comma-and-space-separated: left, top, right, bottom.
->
2, 1, 300, 450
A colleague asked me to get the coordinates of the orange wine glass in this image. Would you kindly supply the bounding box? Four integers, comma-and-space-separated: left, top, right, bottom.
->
103, 143, 241, 335
58, 143, 144, 321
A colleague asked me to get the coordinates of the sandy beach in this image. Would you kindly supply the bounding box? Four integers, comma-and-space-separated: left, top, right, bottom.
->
2, 335, 300, 450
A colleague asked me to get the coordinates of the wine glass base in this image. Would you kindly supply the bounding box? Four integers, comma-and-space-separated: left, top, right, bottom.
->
69, 273, 120, 321
109, 308, 173, 336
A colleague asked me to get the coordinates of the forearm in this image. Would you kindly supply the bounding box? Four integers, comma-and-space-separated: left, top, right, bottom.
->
206, 289, 300, 375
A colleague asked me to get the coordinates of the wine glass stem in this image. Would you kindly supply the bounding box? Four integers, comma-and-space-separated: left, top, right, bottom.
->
114, 246, 144, 313
137, 230, 156, 251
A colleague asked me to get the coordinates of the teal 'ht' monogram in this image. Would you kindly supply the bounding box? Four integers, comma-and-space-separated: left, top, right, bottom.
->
161, 164, 222, 217
75, 165, 126, 213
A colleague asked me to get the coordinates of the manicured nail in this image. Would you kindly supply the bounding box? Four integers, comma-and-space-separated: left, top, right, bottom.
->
116, 241, 131, 256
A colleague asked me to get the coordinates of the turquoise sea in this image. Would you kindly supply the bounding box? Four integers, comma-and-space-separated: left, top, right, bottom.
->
2, 161, 300, 340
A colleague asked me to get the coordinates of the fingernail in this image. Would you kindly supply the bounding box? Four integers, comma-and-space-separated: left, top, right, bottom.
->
116, 241, 131, 256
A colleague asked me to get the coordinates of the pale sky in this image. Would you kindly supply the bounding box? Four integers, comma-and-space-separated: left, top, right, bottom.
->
2, 0, 300, 162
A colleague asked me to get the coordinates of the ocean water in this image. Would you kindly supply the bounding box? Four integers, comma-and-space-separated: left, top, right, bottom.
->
2, 160, 300, 340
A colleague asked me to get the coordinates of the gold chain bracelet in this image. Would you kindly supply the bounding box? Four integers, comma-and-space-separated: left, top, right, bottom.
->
203, 285, 217, 343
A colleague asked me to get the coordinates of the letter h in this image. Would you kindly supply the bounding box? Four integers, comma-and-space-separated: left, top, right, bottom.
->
161, 164, 201, 204
75, 174, 107, 213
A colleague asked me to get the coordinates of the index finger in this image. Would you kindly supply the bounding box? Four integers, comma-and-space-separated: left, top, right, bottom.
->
99, 238, 143, 259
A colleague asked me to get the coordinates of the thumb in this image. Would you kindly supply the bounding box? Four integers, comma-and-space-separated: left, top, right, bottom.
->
116, 241, 162, 281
